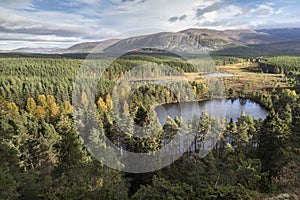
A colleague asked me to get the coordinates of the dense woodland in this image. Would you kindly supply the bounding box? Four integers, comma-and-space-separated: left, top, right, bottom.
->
259, 57, 300, 93
0, 55, 299, 199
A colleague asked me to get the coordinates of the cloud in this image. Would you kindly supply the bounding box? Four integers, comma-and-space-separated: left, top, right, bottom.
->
0, 32, 88, 50
255, 8, 271, 16
0, 33, 82, 42
0, 8, 105, 39
196, 19, 249, 29
168, 14, 187, 23
94, 0, 200, 31
241, 7, 251, 14
198, 20, 224, 27
122, 0, 147, 3
168, 16, 178, 22
0, 0, 33, 8
265, 2, 275, 6
195, 1, 226, 19
179, 14, 187, 20
0, 0, 299, 49
0, 40, 78, 50
251, 4, 283, 16
194, 4, 245, 29
0, 7, 120, 49
73, 0, 102, 6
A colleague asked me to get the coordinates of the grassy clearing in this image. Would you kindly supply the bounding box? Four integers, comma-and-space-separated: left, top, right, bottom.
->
183, 72, 205, 82
219, 63, 288, 92
184, 63, 289, 93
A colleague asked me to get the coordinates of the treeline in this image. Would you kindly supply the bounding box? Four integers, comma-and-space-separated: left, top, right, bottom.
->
0, 57, 160, 106
258, 56, 300, 75
0, 58, 79, 107
0, 55, 221, 108
212, 56, 244, 66
258, 56, 300, 94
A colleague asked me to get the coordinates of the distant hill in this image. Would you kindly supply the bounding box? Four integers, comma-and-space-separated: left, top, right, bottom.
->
13, 47, 63, 53
67, 28, 300, 54
103, 30, 241, 54
6, 28, 300, 55
256, 28, 300, 42
65, 39, 121, 53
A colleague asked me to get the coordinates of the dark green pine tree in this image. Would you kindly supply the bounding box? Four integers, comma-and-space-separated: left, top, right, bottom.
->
53, 115, 129, 199
280, 103, 293, 125
163, 116, 179, 145
16, 114, 61, 199
258, 110, 291, 179
134, 105, 151, 127
0, 97, 22, 199
198, 109, 211, 152
127, 105, 163, 153
236, 111, 251, 146
131, 175, 196, 200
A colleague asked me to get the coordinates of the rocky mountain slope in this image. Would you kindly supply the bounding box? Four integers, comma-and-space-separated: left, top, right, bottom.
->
8, 28, 300, 54
71, 28, 300, 54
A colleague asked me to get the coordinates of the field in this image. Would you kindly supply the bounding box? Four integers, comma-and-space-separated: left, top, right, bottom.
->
185, 62, 288, 93
219, 63, 288, 92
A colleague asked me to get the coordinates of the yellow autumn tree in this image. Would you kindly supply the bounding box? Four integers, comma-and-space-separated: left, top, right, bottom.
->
26, 97, 36, 115
38, 94, 47, 108
7, 102, 19, 116
49, 102, 60, 119
97, 97, 107, 112
106, 94, 112, 110
193, 86, 197, 95
47, 95, 56, 104
35, 105, 47, 120
47, 95, 60, 119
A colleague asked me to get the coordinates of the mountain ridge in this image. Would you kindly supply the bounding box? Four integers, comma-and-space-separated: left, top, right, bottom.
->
7, 28, 300, 54
57, 27, 300, 53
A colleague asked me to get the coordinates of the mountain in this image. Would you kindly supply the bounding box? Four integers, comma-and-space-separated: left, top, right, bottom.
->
65, 39, 121, 53
178, 28, 268, 44
256, 28, 300, 42
5, 28, 300, 55
103, 30, 241, 54
71, 28, 300, 54
12, 47, 64, 53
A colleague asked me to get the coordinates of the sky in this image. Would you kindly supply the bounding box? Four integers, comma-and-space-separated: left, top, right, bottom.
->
0, 0, 299, 50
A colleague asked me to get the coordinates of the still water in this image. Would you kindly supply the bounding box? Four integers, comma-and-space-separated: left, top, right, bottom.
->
202, 73, 234, 77
155, 98, 268, 125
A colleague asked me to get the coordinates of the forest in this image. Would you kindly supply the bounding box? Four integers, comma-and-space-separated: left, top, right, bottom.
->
0, 54, 299, 199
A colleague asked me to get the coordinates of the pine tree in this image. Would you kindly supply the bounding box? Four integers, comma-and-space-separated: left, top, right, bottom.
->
131, 175, 195, 200
163, 116, 179, 145
237, 111, 250, 145
258, 110, 291, 178
198, 109, 211, 152
61, 101, 72, 115
0, 97, 22, 199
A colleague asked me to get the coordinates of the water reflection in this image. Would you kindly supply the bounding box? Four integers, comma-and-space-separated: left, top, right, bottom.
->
155, 98, 268, 126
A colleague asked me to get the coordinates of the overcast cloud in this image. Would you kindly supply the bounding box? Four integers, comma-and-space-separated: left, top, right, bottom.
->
195, 1, 228, 19
0, 0, 299, 49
